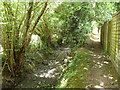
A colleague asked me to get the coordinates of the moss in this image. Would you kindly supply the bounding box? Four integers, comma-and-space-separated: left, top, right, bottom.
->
57, 50, 91, 88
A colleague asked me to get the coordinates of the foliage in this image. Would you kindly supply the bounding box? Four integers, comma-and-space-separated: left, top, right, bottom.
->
54, 2, 117, 46
1, 2, 48, 76
115, 2, 120, 11
1, 1, 119, 78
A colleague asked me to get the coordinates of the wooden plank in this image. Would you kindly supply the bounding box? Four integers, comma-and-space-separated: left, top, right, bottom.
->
110, 46, 118, 51
110, 48, 119, 54
112, 22, 120, 25
111, 44, 118, 48
110, 48, 118, 52
110, 54, 118, 61
111, 38, 119, 41
110, 48, 118, 53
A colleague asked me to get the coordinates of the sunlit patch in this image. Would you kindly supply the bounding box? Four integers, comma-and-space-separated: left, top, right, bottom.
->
34, 68, 56, 78
62, 68, 65, 72
45, 73, 55, 78
98, 65, 102, 68
93, 3, 96, 8
93, 60, 96, 62
59, 78, 68, 88
84, 67, 88, 70
103, 75, 113, 79
52, 34, 58, 39
100, 82, 104, 86
34, 74, 38, 77
103, 75, 107, 78
90, 37, 100, 42
0, 22, 6, 24
64, 59, 68, 63
0, 44, 3, 54
55, 61, 59, 64
92, 54, 97, 56
31, 35, 39, 45
98, 63, 104, 68
67, 56, 72, 59
101, 63, 103, 66
97, 62, 100, 65
94, 85, 103, 88
98, 55, 102, 59
39, 74, 45, 77
103, 55, 105, 57
48, 68, 56, 74
103, 61, 109, 64
108, 76, 113, 79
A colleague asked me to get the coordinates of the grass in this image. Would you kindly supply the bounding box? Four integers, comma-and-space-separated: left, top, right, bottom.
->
56, 50, 91, 88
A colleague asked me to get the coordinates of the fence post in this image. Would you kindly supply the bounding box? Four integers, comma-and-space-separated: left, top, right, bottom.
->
118, 13, 120, 88
101, 26, 103, 45
107, 20, 112, 54
100, 27, 102, 45
102, 21, 108, 51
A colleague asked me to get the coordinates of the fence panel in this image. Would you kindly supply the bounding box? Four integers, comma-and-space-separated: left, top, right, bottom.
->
101, 11, 120, 75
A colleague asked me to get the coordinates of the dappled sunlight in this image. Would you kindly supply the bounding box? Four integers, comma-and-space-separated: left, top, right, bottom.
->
103, 61, 109, 64
84, 36, 118, 88
34, 68, 58, 78
90, 37, 100, 42
108, 76, 113, 79
54, 61, 59, 64
103, 75, 113, 80
91, 54, 104, 59
83, 67, 88, 70
0, 44, 3, 55
31, 35, 40, 45
98, 64, 103, 68
93, 54, 97, 56
49, 60, 60, 66
92, 59, 108, 68
34, 60, 60, 78
98, 55, 102, 59
0, 44, 2, 83
31, 47, 72, 87
94, 85, 103, 88
97, 62, 100, 65
59, 78, 68, 88
90, 20, 100, 43
100, 82, 104, 86
48, 68, 56, 74
103, 75, 107, 78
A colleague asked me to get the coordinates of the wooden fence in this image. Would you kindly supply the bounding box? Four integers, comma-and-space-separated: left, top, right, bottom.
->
101, 11, 120, 75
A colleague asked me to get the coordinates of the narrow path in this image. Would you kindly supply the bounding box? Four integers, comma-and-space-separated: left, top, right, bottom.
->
66, 38, 119, 88
85, 38, 119, 88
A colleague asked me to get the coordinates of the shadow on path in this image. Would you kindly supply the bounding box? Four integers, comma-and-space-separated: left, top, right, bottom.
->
84, 38, 119, 88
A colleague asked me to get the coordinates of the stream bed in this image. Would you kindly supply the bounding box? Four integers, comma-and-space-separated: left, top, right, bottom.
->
15, 47, 71, 88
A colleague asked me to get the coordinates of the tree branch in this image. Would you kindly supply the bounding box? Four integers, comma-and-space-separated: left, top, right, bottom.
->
31, 2, 48, 34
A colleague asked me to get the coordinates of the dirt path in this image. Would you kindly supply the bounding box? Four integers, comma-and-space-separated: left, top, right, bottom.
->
84, 38, 119, 88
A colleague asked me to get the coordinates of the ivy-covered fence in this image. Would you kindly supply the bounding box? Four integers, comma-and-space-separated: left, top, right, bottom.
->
101, 11, 120, 75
